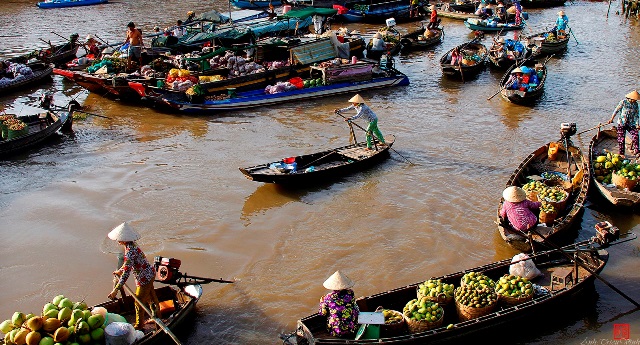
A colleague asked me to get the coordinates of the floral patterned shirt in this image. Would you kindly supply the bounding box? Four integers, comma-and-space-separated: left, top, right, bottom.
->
612, 99, 639, 127
500, 200, 542, 231
114, 242, 155, 289
318, 289, 359, 337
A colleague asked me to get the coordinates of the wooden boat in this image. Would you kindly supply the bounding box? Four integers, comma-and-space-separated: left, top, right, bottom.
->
10, 39, 81, 67
0, 105, 73, 158
399, 26, 444, 52
53, 68, 146, 101
295, 241, 609, 344
37, 0, 108, 9
439, 41, 487, 80
0, 62, 53, 94
499, 59, 547, 105
430, 7, 479, 21
588, 127, 640, 207
487, 38, 531, 69
449, 0, 478, 13
497, 136, 590, 253
240, 137, 394, 184
366, 28, 403, 60
525, 32, 569, 57
338, 0, 417, 23
153, 65, 409, 113
94, 283, 202, 344
464, 18, 524, 31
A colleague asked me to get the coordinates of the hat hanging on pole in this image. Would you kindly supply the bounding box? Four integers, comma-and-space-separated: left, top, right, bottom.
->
625, 90, 640, 100
323, 270, 355, 290
108, 222, 141, 242
348, 94, 366, 103
503, 186, 526, 203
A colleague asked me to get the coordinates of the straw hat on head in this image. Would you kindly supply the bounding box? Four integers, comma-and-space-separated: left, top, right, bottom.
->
503, 186, 526, 203
558, 10, 564, 16
348, 94, 366, 104
374, 32, 382, 39
86, 34, 95, 42
108, 222, 140, 242
625, 90, 640, 100
511, 67, 523, 74
323, 270, 354, 290
478, 4, 485, 8
429, 4, 436, 10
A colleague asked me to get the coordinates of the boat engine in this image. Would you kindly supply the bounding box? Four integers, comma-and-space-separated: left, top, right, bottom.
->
560, 122, 577, 139
154, 256, 235, 286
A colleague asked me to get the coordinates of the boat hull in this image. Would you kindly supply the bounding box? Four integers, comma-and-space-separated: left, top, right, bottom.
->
37, 0, 107, 8
525, 32, 570, 57
440, 41, 487, 80
464, 20, 524, 31
0, 108, 72, 158
0, 63, 53, 94
499, 59, 546, 105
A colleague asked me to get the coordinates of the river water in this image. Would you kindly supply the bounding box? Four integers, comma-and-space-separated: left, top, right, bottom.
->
1, 0, 640, 344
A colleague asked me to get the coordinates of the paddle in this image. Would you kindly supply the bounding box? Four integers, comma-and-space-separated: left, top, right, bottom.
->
576, 123, 605, 136
568, 27, 579, 45
335, 111, 415, 165
528, 227, 640, 308
115, 277, 184, 345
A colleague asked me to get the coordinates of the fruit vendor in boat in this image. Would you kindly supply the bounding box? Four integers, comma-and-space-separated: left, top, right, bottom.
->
427, 5, 440, 29
500, 186, 542, 232
107, 222, 162, 329
552, 11, 569, 37
318, 271, 359, 338
336, 94, 386, 150
607, 90, 640, 157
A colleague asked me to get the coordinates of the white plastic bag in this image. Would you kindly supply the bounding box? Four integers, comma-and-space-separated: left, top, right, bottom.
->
105, 321, 136, 345
509, 253, 542, 280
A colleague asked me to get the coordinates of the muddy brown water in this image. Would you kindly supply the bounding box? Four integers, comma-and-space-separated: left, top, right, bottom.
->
1, 0, 640, 344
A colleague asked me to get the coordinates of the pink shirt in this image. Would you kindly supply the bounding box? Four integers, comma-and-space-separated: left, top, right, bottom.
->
500, 200, 541, 231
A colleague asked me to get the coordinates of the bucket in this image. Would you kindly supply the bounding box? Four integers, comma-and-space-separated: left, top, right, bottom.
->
282, 5, 292, 13
283, 157, 296, 164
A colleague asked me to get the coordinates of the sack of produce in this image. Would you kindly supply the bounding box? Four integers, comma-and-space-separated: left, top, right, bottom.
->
495, 274, 534, 306
380, 309, 406, 337
416, 279, 454, 305
509, 253, 542, 280
454, 284, 497, 321
547, 142, 560, 160
402, 298, 444, 333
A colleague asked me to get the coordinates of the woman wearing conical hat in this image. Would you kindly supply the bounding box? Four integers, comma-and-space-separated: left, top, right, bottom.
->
318, 271, 359, 337
607, 90, 640, 157
553, 10, 569, 37
107, 222, 162, 329
499, 186, 542, 232
335, 94, 386, 150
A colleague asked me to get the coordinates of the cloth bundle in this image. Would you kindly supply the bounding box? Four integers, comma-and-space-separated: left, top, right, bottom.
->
264, 81, 298, 94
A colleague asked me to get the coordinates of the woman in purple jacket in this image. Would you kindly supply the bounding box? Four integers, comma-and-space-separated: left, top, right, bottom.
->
500, 186, 541, 232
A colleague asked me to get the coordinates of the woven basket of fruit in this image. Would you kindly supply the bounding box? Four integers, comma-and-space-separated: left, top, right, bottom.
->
380, 309, 406, 336
538, 202, 557, 224
495, 274, 534, 306
460, 272, 495, 290
402, 299, 444, 333
612, 170, 638, 190
540, 187, 568, 211
416, 279, 454, 306
454, 285, 497, 321
522, 180, 546, 202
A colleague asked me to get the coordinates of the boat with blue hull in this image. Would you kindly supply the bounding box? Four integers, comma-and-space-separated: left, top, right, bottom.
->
37, 0, 107, 9
464, 18, 524, 32
337, 0, 417, 23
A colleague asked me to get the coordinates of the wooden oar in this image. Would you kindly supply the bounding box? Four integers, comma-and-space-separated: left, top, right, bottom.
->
568, 27, 579, 45
576, 123, 604, 136
117, 278, 184, 345
529, 227, 640, 308
299, 151, 338, 170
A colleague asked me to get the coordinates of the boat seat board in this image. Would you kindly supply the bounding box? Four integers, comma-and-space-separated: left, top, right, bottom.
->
336, 146, 381, 160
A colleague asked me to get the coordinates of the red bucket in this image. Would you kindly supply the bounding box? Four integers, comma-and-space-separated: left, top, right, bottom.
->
283, 157, 295, 164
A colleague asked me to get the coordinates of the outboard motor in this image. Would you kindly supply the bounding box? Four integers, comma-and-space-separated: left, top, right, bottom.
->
560, 122, 577, 139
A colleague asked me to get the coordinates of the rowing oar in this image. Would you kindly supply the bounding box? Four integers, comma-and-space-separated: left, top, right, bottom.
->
335, 111, 415, 165
299, 151, 337, 171
568, 27, 579, 45
529, 227, 640, 308
576, 123, 605, 136
73, 109, 111, 119
116, 277, 183, 345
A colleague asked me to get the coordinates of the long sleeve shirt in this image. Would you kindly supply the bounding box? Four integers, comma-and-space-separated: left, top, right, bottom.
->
339, 104, 378, 122
371, 38, 386, 51
500, 200, 541, 231
611, 99, 639, 127
556, 15, 568, 31
114, 242, 155, 289
319, 289, 359, 337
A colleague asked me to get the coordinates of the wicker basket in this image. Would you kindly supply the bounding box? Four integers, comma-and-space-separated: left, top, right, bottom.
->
417, 287, 454, 306
498, 292, 533, 307
403, 312, 443, 333
454, 298, 497, 321
525, 190, 538, 202
612, 171, 638, 190
543, 189, 568, 211
538, 210, 557, 224
381, 309, 407, 337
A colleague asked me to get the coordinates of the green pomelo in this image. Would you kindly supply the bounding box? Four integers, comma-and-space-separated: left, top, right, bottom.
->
52, 295, 65, 306
76, 321, 90, 335
90, 328, 104, 342
86, 315, 104, 330
72, 302, 87, 311
77, 333, 91, 344
42, 303, 57, 315
58, 307, 72, 322
58, 298, 73, 310
12, 312, 25, 327
0, 319, 14, 333
38, 336, 54, 345
82, 310, 91, 321
44, 309, 59, 319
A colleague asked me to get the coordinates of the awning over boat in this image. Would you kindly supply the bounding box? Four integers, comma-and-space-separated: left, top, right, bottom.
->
290, 38, 337, 65
279, 7, 338, 19
197, 9, 231, 23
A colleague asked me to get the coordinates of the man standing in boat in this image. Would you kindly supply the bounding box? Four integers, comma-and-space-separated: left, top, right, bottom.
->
125, 22, 144, 71
335, 94, 385, 150
607, 90, 640, 157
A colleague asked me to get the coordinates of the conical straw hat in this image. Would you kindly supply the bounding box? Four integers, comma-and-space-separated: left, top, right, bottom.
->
511, 67, 523, 74
625, 90, 640, 100
503, 186, 526, 203
348, 94, 365, 103
108, 222, 141, 242
323, 270, 355, 290
557, 10, 564, 15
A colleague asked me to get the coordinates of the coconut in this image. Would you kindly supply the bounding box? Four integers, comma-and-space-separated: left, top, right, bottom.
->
43, 309, 58, 319
68, 310, 83, 327
57, 307, 72, 323
90, 327, 104, 342
38, 337, 53, 345
42, 318, 61, 333
53, 327, 69, 343
52, 296, 65, 306
86, 315, 104, 330
58, 298, 73, 310
75, 321, 89, 335
12, 312, 25, 327
13, 329, 29, 345
25, 331, 41, 345
25, 317, 43, 332
0, 319, 14, 333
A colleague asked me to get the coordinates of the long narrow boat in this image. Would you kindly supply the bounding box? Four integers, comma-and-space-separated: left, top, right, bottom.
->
496, 136, 590, 253
338, 0, 418, 23
240, 137, 394, 184
487, 38, 531, 69
10, 39, 81, 67
37, 0, 108, 9
464, 18, 524, 32
399, 26, 444, 52
294, 241, 609, 344
429, 7, 479, 21
0, 63, 53, 95
439, 41, 487, 80
588, 127, 640, 207
524, 32, 569, 57
153, 66, 409, 113
499, 59, 547, 105
0, 105, 74, 158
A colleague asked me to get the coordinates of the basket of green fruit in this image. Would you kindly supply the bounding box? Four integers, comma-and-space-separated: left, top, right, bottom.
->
381, 308, 406, 336
522, 180, 546, 202
417, 279, 455, 305
495, 274, 534, 306
538, 202, 557, 224
402, 298, 444, 333
612, 165, 639, 190
539, 187, 568, 211
454, 284, 498, 321
460, 271, 495, 290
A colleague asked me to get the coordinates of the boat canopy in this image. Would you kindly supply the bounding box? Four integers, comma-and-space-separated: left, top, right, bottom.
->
279, 7, 338, 19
